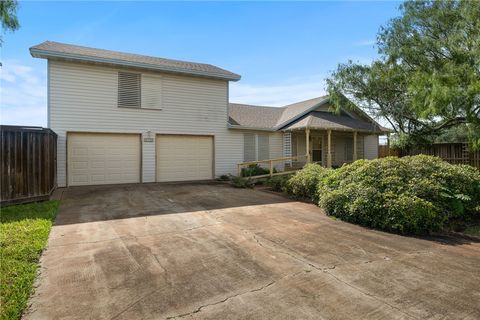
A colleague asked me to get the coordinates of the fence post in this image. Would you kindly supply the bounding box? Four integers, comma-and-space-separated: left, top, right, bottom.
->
269, 160, 273, 177
237, 164, 242, 177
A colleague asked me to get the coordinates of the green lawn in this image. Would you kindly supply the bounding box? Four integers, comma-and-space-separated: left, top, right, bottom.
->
0, 200, 59, 320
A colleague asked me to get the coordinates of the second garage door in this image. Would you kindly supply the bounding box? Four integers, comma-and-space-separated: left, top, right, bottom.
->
68, 133, 141, 186
156, 135, 213, 182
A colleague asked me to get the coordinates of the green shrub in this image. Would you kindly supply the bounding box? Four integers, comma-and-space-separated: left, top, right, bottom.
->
315, 155, 480, 234
241, 164, 270, 177
217, 174, 231, 181
241, 164, 271, 177
230, 176, 255, 188
285, 164, 331, 201
265, 174, 292, 192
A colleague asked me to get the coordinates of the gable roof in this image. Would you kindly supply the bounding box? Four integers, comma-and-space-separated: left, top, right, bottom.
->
283, 111, 385, 133
228, 96, 388, 133
30, 41, 241, 81
228, 96, 329, 130
275, 96, 330, 128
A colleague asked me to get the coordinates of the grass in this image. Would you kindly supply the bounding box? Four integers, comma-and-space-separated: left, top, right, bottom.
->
0, 200, 59, 320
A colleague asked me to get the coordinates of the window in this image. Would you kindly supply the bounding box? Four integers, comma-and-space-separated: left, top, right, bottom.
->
118, 72, 141, 108
257, 134, 269, 160
244, 133, 256, 161
243, 133, 270, 161
345, 138, 353, 161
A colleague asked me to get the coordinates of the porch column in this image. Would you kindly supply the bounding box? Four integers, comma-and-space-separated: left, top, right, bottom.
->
327, 129, 332, 168
353, 131, 358, 161
306, 128, 311, 163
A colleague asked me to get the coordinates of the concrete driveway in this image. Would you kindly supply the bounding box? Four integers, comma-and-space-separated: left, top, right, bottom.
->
25, 183, 480, 320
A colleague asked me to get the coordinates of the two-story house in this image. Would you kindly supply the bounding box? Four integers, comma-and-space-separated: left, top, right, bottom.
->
30, 41, 387, 187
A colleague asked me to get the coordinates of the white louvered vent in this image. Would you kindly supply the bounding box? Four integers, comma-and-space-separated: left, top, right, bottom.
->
118, 72, 141, 108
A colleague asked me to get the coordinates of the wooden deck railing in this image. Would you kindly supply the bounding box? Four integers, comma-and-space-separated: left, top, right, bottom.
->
237, 154, 308, 179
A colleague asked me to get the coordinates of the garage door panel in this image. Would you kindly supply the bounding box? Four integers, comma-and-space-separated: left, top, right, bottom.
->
68, 133, 141, 186
156, 135, 213, 182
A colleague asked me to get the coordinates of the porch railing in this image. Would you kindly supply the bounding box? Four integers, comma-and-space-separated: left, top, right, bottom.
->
237, 154, 309, 179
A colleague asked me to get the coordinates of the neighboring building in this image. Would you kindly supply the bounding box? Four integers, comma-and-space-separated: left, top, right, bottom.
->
30, 41, 387, 187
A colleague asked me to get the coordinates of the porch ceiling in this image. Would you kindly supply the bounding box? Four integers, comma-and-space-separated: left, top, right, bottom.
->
282, 111, 386, 133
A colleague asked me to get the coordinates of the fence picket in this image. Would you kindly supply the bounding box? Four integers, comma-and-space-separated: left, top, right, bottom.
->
379, 143, 479, 169
1, 126, 57, 206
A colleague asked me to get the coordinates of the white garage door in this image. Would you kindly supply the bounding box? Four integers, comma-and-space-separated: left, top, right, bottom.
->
68, 133, 141, 186
156, 135, 213, 182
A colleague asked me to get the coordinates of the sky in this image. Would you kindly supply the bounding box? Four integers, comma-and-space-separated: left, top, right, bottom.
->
0, 1, 401, 127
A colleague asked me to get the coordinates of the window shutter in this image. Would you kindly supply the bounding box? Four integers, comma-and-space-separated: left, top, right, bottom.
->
243, 133, 256, 161
118, 72, 141, 108
257, 134, 270, 160
141, 74, 162, 109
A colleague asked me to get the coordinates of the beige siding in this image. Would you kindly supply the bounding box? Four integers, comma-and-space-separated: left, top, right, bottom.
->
364, 135, 379, 159
49, 60, 244, 186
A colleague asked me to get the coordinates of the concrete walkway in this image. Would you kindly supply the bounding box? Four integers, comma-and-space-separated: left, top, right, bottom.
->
25, 183, 480, 319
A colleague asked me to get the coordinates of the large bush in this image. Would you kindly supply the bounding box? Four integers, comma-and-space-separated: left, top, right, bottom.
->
285, 164, 331, 202
320, 156, 480, 234
265, 174, 293, 192
286, 156, 480, 234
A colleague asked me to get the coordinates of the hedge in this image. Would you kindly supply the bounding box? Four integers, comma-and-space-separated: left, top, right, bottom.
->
285, 156, 480, 235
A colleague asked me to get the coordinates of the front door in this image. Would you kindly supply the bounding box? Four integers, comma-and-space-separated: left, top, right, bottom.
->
310, 136, 322, 164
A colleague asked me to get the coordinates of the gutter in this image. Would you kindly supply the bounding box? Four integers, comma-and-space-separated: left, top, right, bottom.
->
30, 48, 241, 82
227, 124, 277, 132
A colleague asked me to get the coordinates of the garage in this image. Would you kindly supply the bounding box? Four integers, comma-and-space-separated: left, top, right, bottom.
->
156, 135, 213, 182
67, 133, 141, 186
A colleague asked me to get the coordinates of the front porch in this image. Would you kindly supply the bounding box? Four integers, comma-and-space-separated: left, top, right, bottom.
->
285, 128, 364, 169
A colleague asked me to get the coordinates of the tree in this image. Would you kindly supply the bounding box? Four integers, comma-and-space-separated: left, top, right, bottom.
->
327, 0, 480, 149
0, 0, 20, 45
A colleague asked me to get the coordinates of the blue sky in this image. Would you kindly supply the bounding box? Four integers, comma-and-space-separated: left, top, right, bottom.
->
1, 1, 401, 127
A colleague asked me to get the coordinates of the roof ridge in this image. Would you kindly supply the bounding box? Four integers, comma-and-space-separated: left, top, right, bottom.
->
30, 41, 241, 81
42, 41, 217, 68
229, 102, 281, 109
281, 95, 328, 108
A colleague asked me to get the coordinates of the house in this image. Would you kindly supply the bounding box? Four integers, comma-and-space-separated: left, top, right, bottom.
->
30, 41, 387, 187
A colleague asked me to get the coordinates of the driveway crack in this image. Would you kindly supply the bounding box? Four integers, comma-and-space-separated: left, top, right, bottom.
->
165, 271, 304, 319
250, 231, 422, 320
322, 269, 419, 320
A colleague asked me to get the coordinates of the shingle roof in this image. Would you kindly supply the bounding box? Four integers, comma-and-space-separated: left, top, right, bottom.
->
228, 103, 284, 129
275, 96, 329, 128
228, 96, 387, 133
228, 96, 330, 130
283, 111, 385, 133
30, 41, 241, 81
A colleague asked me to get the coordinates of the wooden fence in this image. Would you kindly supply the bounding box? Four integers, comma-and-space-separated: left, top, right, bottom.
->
1, 126, 57, 206
379, 143, 480, 169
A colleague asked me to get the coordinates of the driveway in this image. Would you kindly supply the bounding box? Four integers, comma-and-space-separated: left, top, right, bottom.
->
25, 183, 480, 319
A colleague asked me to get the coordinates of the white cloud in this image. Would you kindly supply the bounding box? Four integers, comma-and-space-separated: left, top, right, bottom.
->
0, 61, 47, 127
230, 75, 327, 107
